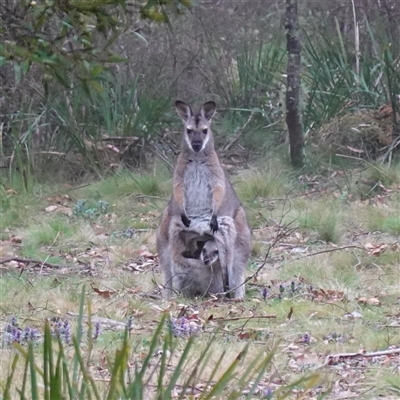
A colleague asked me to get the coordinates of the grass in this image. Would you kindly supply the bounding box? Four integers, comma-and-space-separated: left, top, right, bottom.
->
3, 154, 400, 398
295, 200, 343, 243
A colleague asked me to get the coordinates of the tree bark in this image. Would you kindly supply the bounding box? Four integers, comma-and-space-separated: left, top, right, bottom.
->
285, 0, 303, 167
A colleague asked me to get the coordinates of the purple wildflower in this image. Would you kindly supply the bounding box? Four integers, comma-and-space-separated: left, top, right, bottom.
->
303, 333, 310, 344
262, 287, 268, 301
93, 322, 101, 340
167, 317, 200, 337
127, 316, 133, 332
263, 388, 274, 399
52, 319, 71, 344
14, 329, 22, 343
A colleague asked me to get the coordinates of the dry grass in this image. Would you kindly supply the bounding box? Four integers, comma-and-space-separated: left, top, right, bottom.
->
1, 161, 400, 399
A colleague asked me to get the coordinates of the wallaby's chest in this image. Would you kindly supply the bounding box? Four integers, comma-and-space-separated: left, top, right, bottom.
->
183, 161, 213, 217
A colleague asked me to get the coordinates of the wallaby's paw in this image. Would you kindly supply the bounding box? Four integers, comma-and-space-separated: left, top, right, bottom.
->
181, 214, 191, 227
209, 215, 219, 233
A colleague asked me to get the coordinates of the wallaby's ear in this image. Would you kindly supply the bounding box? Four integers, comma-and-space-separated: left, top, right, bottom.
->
175, 100, 193, 121
200, 101, 216, 121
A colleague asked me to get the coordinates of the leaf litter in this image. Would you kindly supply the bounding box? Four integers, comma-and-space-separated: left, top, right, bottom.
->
1, 167, 400, 398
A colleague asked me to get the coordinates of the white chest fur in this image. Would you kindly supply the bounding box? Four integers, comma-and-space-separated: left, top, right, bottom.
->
183, 161, 213, 217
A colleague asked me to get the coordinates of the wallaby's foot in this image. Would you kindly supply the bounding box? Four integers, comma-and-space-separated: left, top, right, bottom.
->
181, 214, 191, 227
209, 214, 218, 233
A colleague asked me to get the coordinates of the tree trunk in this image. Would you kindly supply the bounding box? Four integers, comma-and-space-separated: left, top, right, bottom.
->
285, 0, 303, 167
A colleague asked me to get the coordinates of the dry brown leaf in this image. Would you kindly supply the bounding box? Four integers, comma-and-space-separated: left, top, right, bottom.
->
311, 288, 345, 302
55, 206, 73, 216
364, 243, 388, 256
46, 195, 72, 206
138, 248, 156, 260
366, 297, 381, 306
91, 284, 116, 299
45, 205, 59, 213
10, 235, 22, 243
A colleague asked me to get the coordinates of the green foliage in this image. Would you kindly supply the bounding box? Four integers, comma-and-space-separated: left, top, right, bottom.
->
233, 38, 286, 110
26, 217, 76, 246
46, 77, 171, 169
297, 201, 343, 243
73, 199, 110, 218
0, 0, 191, 90
237, 169, 288, 204
2, 288, 320, 399
302, 24, 400, 133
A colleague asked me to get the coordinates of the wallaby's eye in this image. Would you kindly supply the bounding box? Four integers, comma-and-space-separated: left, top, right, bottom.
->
187, 128, 193, 134
214, 250, 219, 256
202, 129, 208, 134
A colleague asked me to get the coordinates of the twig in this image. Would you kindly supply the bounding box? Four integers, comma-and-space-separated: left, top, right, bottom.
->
286, 244, 366, 263
94, 136, 139, 142
149, 143, 174, 172
312, 347, 400, 370
135, 194, 168, 201
210, 315, 276, 322
223, 111, 255, 151
66, 312, 128, 330
223, 223, 297, 297
0, 257, 66, 269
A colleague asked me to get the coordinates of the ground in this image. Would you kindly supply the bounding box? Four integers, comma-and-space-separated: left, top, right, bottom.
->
0, 156, 400, 398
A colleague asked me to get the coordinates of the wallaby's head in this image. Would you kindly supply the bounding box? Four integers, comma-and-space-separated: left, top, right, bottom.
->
175, 100, 216, 153
200, 240, 219, 266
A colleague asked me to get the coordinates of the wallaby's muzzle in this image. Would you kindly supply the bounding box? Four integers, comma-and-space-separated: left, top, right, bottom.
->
192, 140, 203, 152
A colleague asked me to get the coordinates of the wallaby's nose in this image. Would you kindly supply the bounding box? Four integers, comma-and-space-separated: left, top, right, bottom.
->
203, 255, 211, 265
192, 140, 202, 152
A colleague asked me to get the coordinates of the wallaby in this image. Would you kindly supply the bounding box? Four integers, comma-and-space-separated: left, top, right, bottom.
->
171, 100, 241, 231
157, 101, 251, 298
163, 215, 232, 297
177, 232, 225, 297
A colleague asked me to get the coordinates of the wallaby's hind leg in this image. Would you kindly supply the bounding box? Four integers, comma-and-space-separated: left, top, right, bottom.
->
157, 207, 174, 298
229, 206, 251, 299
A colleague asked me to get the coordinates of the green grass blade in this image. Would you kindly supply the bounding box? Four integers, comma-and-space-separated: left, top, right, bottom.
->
106, 339, 130, 400
178, 335, 216, 400
43, 322, 54, 400
156, 330, 170, 398
72, 336, 102, 400
203, 346, 248, 399
164, 335, 195, 397
73, 284, 86, 387
245, 348, 276, 398
199, 350, 227, 400
3, 354, 19, 400
28, 342, 39, 400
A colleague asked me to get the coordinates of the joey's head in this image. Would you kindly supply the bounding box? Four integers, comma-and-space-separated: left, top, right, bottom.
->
175, 100, 216, 154
200, 240, 219, 266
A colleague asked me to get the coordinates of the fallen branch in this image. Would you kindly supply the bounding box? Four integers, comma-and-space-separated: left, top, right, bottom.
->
287, 244, 366, 263
312, 347, 400, 370
0, 257, 65, 269
66, 312, 129, 330
210, 315, 276, 322
223, 111, 255, 151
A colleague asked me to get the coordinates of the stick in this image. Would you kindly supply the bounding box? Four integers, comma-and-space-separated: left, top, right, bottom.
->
312, 347, 400, 370
66, 312, 128, 329
223, 112, 255, 151
0, 257, 65, 269
287, 245, 366, 263
209, 315, 276, 322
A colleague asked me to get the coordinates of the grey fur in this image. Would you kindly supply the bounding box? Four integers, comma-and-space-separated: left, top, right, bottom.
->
157, 101, 251, 298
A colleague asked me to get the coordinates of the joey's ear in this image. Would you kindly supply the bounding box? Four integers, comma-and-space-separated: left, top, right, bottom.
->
175, 100, 193, 121
200, 101, 216, 121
